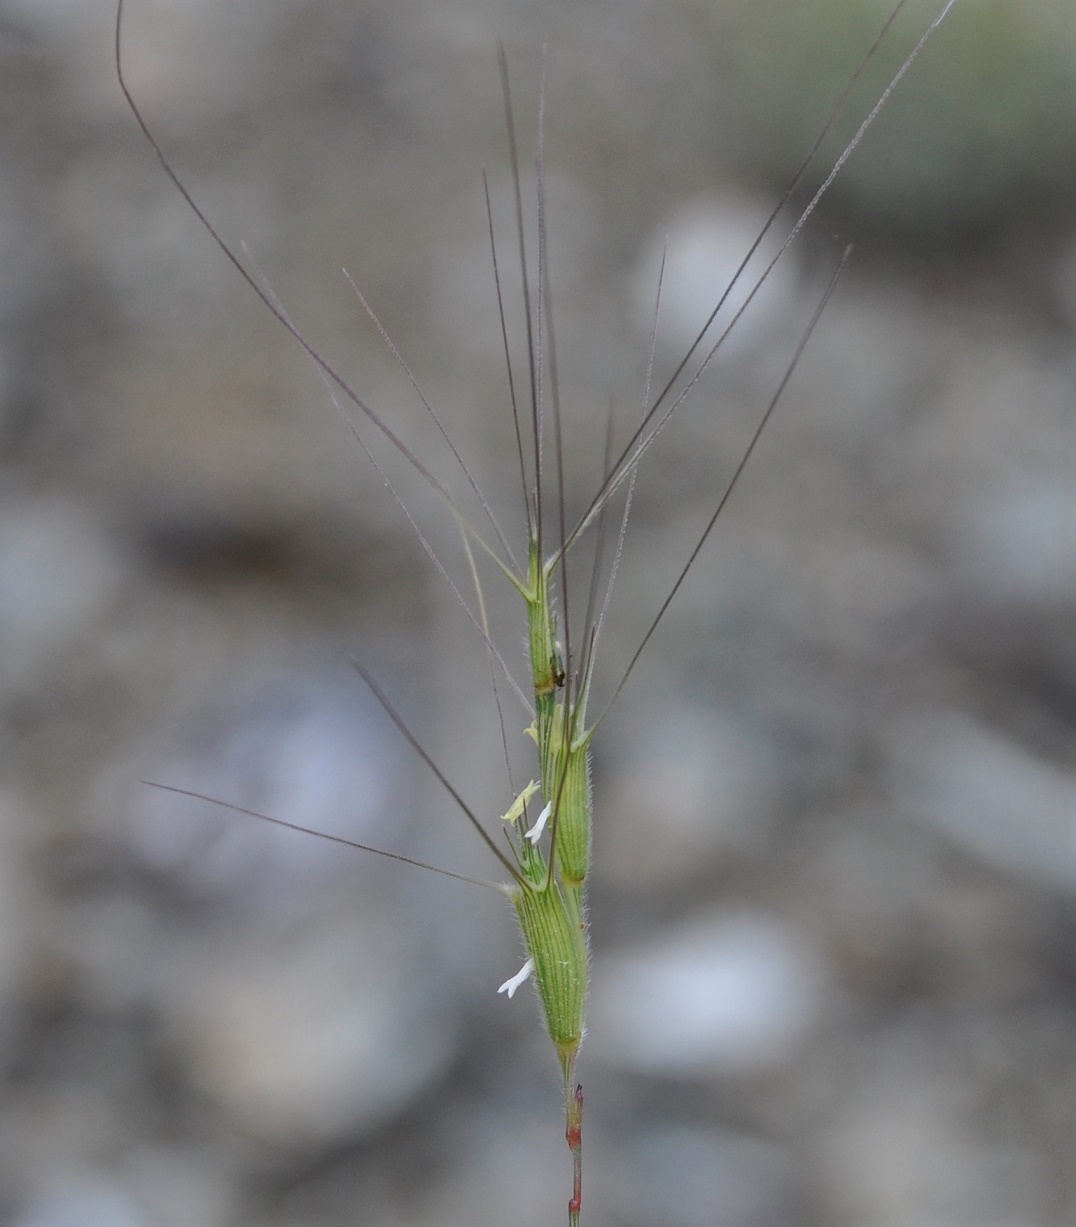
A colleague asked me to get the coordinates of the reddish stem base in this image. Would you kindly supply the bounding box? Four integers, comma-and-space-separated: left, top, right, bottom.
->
566, 1082, 583, 1225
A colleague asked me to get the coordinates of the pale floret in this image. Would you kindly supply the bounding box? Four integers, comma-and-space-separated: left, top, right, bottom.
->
524, 801, 553, 845
497, 957, 535, 999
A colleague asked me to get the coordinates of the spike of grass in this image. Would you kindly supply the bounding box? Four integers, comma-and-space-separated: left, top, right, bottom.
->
115, 2, 961, 1221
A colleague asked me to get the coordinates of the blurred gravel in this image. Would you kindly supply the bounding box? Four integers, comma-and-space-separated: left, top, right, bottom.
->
3, 0, 1076, 1224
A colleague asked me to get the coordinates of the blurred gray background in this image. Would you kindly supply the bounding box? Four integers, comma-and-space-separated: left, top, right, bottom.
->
2, 0, 1076, 1223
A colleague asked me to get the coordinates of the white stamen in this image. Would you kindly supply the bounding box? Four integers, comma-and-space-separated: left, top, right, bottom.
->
497, 957, 535, 999
525, 801, 552, 844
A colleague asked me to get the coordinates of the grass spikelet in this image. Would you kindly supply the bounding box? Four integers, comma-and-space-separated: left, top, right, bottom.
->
115, 2, 959, 1221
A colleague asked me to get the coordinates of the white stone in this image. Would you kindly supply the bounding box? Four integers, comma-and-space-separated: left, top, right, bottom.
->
633, 194, 801, 360
593, 908, 828, 1077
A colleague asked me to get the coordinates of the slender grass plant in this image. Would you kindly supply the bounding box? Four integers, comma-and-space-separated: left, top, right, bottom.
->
116, 2, 957, 1221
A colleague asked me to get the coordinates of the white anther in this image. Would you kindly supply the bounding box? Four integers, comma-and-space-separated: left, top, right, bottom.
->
502, 780, 539, 826
497, 957, 535, 999
524, 801, 552, 844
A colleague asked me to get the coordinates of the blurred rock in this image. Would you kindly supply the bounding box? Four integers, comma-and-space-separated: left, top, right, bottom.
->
118, 671, 405, 906
950, 480, 1076, 604
593, 909, 829, 1077
602, 701, 783, 892
96, 671, 469, 1148
606, 1125, 807, 1227
159, 916, 459, 1149
0, 497, 128, 694
890, 710, 1076, 893
820, 1028, 1049, 1227
10, 1172, 145, 1227
632, 193, 802, 360
0, 808, 35, 1098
